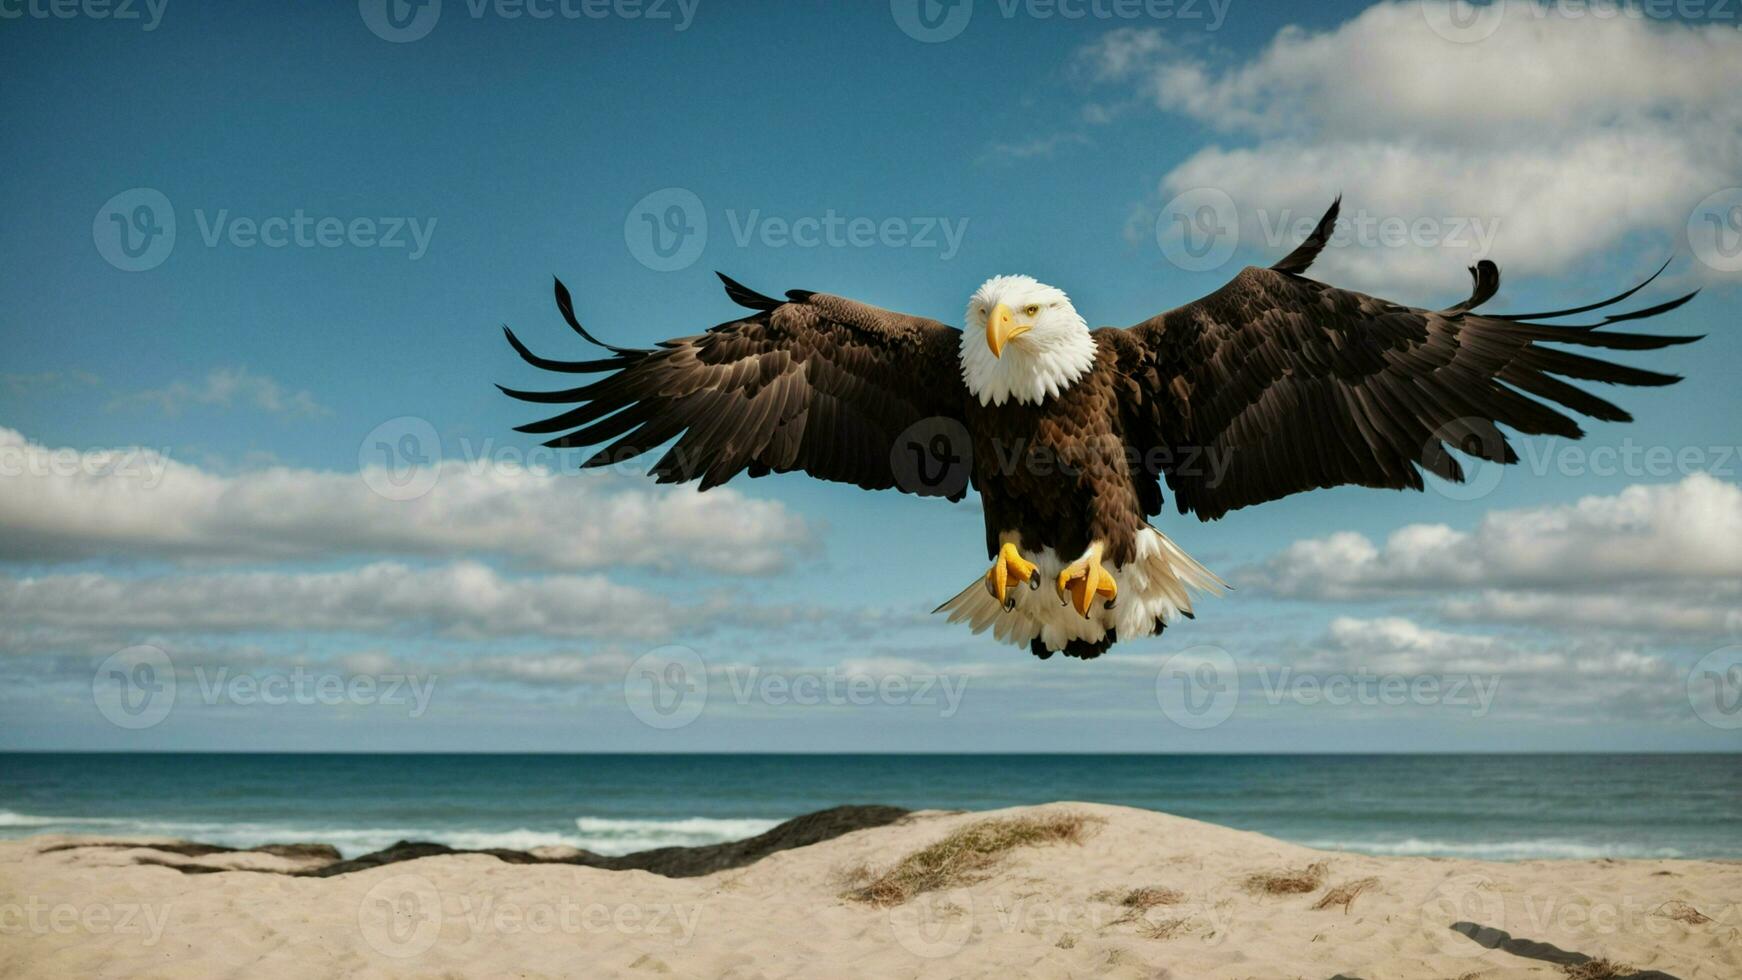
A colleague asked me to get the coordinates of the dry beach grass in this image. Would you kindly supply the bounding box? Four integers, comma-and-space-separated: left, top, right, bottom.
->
843, 812, 1093, 906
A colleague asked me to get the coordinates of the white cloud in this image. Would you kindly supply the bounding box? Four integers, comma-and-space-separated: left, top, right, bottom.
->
1247, 474, 1742, 599
112, 367, 331, 418
1287, 615, 1686, 721
0, 561, 666, 640
0, 560, 870, 644
1305, 615, 1663, 679
1087, 2, 1742, 289
1439, 587, 1741, 638
1245, 474, 1742, 638
459, 650, 634, 685
0, 427, 815, 575
980, 132, 1091, 163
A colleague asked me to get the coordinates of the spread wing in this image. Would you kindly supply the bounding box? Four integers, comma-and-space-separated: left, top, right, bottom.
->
499, 275, 967, 497
1107, 199, 1702, 522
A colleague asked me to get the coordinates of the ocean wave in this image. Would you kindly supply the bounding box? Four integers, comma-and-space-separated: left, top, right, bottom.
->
0, 811, 580, 857
572, 816, 781, 855
0, 810, 130, 827
0, 810, 784, 858
1298, 837, 1685, 860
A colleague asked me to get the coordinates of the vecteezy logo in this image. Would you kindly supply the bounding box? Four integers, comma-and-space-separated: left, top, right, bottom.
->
1689, 188, 1742, 274
1155, 188, 1238, 273
93, 188, 176, 272
359, 0, 442, 42
625, 645, 707, 729
1420, 0, 1507, 45
624, 188, 707, 272
1155, 645, 1238, 730
359, 417, 443, 502
889, 417, 973, 498
890, 0, 973, 43
93, 645, 177, 730
1418, 872, 1507, 958
887, 888, 975, 958
358, 873, 444, 958
1689, 646, 1742, 730
1420, 417, 1508, 502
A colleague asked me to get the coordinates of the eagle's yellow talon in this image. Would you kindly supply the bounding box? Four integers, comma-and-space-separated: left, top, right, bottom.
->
1055, 543, 1117, 618
984, 541, 1039, 610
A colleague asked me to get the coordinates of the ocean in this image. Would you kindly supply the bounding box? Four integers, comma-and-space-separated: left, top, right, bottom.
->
2, 753, 1738, 861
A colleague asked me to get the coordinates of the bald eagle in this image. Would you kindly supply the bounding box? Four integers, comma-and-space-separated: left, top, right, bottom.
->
500, 200, 1699, 660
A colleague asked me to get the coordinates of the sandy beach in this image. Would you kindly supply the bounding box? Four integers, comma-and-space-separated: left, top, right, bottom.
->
2, 802, 1736, 979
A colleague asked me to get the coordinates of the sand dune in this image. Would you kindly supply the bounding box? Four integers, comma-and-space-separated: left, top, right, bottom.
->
2, 803, 1736, 979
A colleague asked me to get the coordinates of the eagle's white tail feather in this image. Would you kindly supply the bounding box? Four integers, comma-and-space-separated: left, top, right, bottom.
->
935, 527, 1227, 653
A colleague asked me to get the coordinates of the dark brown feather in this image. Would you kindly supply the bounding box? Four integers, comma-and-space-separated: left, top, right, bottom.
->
502, 276, 968, 499
1113, 259, 1700, 521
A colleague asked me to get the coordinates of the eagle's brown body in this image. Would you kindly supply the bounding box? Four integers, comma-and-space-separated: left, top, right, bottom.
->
967, 340, 1144, 568
500, 200, 1699, 660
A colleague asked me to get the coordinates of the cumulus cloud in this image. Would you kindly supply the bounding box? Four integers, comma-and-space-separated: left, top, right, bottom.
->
111, 367, 331, 418
1245, 474, 1742, 638
1304, 615, 1665, 680
0, 427, 815, 574
0, 560, 872, 644
1086, 2, 1742, 289
1439, 587, 1742, 638
459, 650, 635, 686
0, 561, 665, 641
1246, 474, 1742, 598
1286, 615, 1686, 721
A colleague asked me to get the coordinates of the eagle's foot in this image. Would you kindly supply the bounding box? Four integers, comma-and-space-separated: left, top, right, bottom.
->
984, 542, 1041, 611
1056, 542, 1116, 619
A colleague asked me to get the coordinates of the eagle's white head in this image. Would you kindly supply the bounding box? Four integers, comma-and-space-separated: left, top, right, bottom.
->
959, 275, 1097, 406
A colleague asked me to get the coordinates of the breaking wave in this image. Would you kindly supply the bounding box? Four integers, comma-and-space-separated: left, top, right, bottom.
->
1297, 836, 1685, 860
0, 810, 783, 858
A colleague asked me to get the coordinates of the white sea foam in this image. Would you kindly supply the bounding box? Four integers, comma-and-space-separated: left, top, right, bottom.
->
0, 811, 128, 828
0, 810, 783, 858
572, 816, 781, 855
1298, 837, 1685, 860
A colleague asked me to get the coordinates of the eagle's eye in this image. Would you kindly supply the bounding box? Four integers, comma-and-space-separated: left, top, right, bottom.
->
1023, 304, 1040, 317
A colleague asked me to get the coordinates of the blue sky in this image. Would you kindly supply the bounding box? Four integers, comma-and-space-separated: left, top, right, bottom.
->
2, 0, 1740, 752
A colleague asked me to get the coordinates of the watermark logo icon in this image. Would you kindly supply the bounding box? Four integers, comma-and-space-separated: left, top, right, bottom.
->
1689, 646, 1742, 730
625, 645, 707, 729
1689, 188, 1742, 274
889, 417, 973, 498
625, 188, 707, 272
1421, 417, 1509, 502
890, 0, 973, 42
360, 417, 443, 501
1155, 645, 1238, 730
1418, 872, 1508, 958
1156, 188, 1238, 272
887, 888, 975, 958
94, 188, 175, 272
1421, 0, 1507, 44
358, 873, 444, 958
360, 0, 442, 42
93, 645, 176, 730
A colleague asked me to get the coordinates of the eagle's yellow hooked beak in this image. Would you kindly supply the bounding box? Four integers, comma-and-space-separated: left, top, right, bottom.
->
986, 303, 1030, 358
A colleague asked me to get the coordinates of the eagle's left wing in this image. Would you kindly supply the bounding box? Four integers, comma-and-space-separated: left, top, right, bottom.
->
499, 275, 968, 497
1104, 201, 1702, 522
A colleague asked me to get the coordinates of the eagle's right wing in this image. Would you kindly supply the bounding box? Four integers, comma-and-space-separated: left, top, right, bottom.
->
500, 276, 968, 497
1106, 199, 1702, 522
